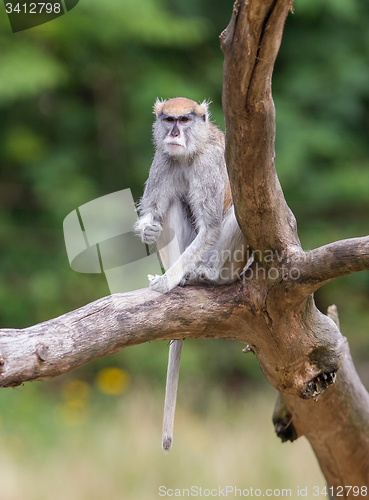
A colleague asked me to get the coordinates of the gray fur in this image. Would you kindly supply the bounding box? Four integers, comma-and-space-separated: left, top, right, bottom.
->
135, 104, 235, 292
134, 98, 248, 452
162, 338, 183, 454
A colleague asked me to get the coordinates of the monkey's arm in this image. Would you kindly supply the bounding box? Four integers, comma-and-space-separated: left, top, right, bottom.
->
134, 157, 173, 244
150, 165, 224, 294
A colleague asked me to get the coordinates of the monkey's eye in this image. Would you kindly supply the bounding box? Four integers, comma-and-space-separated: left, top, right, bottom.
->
164, 117, 175, 123
179, 117, 190, 123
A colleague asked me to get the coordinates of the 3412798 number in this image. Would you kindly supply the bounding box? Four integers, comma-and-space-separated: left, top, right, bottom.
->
313, 486, 368, 497
5, 3, 61, 14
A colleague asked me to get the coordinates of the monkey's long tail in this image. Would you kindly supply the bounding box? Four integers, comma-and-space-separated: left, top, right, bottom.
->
162, 339, 183, 454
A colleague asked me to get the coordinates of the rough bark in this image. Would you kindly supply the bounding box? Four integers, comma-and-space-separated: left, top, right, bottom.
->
0, 285, 255, 387
0, 0, 368, 494
220, 0, 369, 491
295, 236, 369, 296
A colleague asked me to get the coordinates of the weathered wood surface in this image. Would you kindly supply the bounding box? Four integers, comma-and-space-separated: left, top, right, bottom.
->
220, 0, 369, 491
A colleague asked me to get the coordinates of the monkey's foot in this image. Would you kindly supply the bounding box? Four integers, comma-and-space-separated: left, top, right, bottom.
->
195, 264, 219, 283
149, 274, 170, 294
180, 265, 219, 285
178, 268, 198, 286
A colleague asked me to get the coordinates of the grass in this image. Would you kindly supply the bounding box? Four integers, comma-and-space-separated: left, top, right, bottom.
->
0, 379, 325, 500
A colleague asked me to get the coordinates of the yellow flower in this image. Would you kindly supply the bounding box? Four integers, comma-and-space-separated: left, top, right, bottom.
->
62, 379, 91, 403
95, 367, 130, 396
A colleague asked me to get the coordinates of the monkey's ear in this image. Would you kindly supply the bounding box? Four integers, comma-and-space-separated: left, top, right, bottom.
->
154, 98, 166, 116
196, 99, 211, 122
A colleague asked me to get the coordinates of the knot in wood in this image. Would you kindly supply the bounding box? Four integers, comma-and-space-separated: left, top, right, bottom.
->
36, 344, 48, 362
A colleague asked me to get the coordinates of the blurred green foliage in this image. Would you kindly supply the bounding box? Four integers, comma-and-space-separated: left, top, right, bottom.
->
0, 0, 368, 397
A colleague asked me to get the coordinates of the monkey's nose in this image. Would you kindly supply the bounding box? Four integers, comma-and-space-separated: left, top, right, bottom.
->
170, 123, 180, 137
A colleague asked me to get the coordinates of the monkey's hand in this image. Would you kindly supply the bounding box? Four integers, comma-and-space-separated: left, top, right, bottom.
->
142, 222, 162, 244
149, 274, 171, 294
134, 214, 162, 244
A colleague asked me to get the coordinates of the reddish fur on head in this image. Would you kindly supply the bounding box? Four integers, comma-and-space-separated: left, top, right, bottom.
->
154, 97, 209, 118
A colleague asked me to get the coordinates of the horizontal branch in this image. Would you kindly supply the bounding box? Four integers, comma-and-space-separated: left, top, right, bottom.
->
221, 0, 299, 253
0, 284, 255, 388
294, 236, 369, 297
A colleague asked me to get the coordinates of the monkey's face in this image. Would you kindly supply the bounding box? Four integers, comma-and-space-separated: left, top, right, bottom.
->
153, 98, 210, 158
155, 113, 208, 158
161, 114, 193, 155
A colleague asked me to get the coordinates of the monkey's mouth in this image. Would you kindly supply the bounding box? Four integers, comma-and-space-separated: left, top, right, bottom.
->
165, 143, 186, 155
164, 139, 186, 149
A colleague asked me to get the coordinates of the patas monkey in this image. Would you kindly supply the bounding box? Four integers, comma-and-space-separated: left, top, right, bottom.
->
135, 97, 249, 453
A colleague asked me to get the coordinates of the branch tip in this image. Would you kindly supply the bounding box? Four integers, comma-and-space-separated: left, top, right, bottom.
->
327, 305, 340, 329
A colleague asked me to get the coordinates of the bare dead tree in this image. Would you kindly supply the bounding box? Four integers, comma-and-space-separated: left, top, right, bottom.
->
0, 0, 368, 492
